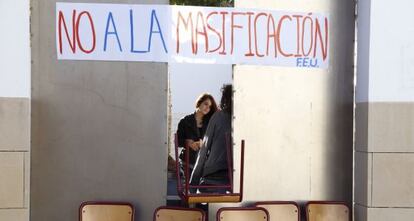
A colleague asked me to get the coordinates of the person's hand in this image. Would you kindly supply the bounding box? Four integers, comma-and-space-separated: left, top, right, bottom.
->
189, 141, 200, 151
198, 139, 204, 149
194, 141, 202, 151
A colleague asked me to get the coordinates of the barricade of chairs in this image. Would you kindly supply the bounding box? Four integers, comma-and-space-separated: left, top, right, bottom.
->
79, 200, 350, 221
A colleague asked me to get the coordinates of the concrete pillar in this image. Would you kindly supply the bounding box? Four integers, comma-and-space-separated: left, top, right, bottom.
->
355, 0, 414, 220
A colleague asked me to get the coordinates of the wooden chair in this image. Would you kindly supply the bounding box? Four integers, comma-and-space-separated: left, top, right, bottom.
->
255, 201, 300, 221
217, 207, 269, 221
79, 201, 134, 221
154, 206, 206, 221
306, 201, 350, 221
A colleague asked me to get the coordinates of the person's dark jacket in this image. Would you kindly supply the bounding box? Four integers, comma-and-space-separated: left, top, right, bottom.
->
177, 113, 209, 165
190, 110, 232, 185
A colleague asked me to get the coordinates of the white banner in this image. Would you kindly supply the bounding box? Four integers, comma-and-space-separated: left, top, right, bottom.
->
56, 3, 329, 68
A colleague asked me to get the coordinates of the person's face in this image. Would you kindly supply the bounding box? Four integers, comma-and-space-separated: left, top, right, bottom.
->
198, 99, 212, 115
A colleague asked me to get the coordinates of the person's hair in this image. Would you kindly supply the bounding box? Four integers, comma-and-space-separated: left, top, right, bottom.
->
195, 93, 218, 119
220, 84, 233, 115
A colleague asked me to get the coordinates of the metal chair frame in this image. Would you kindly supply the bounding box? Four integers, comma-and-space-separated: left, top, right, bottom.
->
174, 133, 245, 204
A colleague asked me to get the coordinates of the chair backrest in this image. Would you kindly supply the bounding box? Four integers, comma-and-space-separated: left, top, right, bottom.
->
79, 202, 134, 221
217, 207, 269, 221
154, 206, 205, 221
255, 201, 300, 221
306, 201, 350, 221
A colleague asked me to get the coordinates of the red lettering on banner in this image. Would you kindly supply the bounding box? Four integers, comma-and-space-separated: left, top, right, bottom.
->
244, 12, 254, 57
313, 17, 328, 60
206, 12, 222, 53
292, 15, 303, 57
58, 10, 77, 54
231, 12, 245, 55
58, 10, 96, 54
57, 6, 329, 66
195, 12, 208, 54
277, 15, 293, 57
254, 12, 267, 57
176, 11, 195, 54
219, 11, 228, 55
75, 11, 96, 54
266, 14, 277, 57
302, 13, 314, 56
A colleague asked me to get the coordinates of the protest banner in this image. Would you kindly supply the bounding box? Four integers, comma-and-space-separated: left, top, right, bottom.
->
57, 3, 329, 68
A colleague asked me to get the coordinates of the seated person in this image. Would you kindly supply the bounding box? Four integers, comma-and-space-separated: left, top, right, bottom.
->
190, 84, 233, 193
177, 93, 218, 178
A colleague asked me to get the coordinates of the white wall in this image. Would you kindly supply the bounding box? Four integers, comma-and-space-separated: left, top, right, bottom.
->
357, 0, 414, 102
355, 0, 371, 103
170, 63, 232, 114
0, 0, 30, 98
